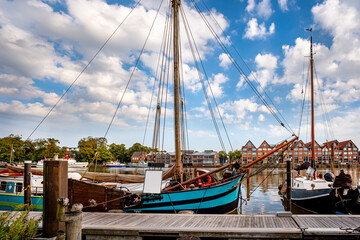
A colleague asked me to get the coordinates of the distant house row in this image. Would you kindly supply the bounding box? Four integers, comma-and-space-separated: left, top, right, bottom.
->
241, 139, 358, 165
131, 150, 220, 166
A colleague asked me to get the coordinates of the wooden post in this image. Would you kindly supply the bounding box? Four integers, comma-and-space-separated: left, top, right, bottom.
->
43, 161, 68, 238
24, 160, 31, 209
286, 158, 292, 212
246, 169, 250, 201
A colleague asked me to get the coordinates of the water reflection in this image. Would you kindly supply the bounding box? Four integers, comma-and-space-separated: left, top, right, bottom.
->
239, 167, 359, 214
89, 166, 359, 214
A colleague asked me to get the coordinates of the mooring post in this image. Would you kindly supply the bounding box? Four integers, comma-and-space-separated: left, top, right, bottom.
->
24, 160, 31, 210
57, 198, 83, 240
43, 160, 68, 238
246, 168, 250, 200
286, 157, 292, 211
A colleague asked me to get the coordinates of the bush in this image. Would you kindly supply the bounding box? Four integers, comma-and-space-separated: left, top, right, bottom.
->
0, 205, 39, 240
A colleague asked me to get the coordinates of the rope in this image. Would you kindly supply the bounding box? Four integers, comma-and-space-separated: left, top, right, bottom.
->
180, 5, 227, 152
104, 0, 165, 138
143, 1, 171, 146
26, 0, 143, 140
80, 151, 99, 181
190, 0, 295, 136
200, 0, 293, 145
82, 193, 133, 209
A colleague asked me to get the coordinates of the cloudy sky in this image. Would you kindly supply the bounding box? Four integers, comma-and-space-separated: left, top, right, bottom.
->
1, 0, 359, 152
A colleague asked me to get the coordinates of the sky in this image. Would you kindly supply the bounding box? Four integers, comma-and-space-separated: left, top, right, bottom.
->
1, 0, 360, 152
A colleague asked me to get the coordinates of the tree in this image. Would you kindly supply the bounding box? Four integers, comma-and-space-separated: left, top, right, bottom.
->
109, 143, 126, 163
97, 145, 114, 163
22, 140, 35, 161
44, 138, 61, 157
218, 150, 227, 163
31, 138, 61, 161
77, 137, 108, 162
125, 143, 150, 162
228, 149, 242, 162
0, 135, 24, 162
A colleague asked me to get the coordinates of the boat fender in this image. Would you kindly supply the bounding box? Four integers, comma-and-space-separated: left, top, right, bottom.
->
199, 175, 211, 186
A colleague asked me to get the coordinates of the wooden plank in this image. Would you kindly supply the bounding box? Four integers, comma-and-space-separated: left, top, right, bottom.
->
5, 211, 360, 239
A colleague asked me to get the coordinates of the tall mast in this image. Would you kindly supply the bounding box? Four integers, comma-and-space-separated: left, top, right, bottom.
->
173, 0, 183, 182
307, 28, 315, 169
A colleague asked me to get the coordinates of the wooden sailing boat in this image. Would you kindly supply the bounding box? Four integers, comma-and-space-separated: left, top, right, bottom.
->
121, 0, 243, 214
119, 0, 300, 214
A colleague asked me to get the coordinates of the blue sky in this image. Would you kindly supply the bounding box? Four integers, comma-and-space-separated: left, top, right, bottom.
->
1, 0, 360, 152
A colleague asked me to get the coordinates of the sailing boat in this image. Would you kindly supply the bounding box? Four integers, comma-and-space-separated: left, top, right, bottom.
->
120, 0, 244, 214
289, 29, 335, 213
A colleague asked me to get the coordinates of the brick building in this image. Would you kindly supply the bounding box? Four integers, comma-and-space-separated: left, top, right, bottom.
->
241, 139, 358, 165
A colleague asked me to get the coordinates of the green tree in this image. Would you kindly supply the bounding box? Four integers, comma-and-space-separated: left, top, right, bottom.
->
109, 143, 126, 163
32, 138, 61, 161
22, 140, 35, 161
33, 139, 47, 161
44, 138, 61, 157
218, 150, 227, 163
125, 143, 150, 163
228, 149, 242, 162
0, 135, 24, 162
97, 145, 114, 163
77, 137, 108, 162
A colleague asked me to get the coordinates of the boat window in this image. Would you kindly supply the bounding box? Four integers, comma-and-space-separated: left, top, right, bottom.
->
0, 181, 6, 191
16, 183, 23, 193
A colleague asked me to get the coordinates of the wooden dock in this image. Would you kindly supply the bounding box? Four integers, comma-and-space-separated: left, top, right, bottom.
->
25, 212, 360, 239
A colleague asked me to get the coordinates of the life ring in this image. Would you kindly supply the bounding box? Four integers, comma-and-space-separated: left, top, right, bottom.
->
199, 175, 211, 186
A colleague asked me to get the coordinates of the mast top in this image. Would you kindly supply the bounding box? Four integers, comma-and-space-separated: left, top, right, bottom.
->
306, 28, 313, 60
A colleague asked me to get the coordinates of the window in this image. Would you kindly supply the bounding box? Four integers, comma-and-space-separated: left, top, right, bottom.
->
16, 183, 22, 193
0, 181, 6, 191
248, 142, 252, 147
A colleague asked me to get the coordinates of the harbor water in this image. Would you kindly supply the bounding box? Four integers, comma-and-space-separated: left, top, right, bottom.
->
95, 166, 360, 214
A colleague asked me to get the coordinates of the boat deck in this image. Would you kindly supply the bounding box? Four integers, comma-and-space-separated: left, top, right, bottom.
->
24, 211, 360, 239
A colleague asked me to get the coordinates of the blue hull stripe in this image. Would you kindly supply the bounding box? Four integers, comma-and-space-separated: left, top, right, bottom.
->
126, 174, 244, 213
0, 194, 43, 211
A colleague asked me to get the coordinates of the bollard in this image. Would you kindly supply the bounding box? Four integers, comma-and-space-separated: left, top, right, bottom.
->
57, 198, 83, 240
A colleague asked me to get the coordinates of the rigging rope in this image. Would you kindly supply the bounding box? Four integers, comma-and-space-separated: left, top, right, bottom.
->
26, 0, 143, 141
190, 0, 295, 136
143, 1, 172, 147
199, 0, 294, 139
297, 62, 310, 139
314, 63, 335, 141
180, 5, 227, 152
104, 0, 165, 138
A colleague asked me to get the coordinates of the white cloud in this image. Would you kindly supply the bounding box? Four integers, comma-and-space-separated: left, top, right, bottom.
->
279, 0, 360, 108
207, 73, 229, 98
258, 114, 265, 121
0, 0, 230, 136
246, 0, 274, 19
246, 0, 256, 13
245, 53, 278, 87
278, 0, 289, 12
257, 0, 274, 19
243, 18, 275, 40
219, 98, 268, 124
219, 53, 232, 69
